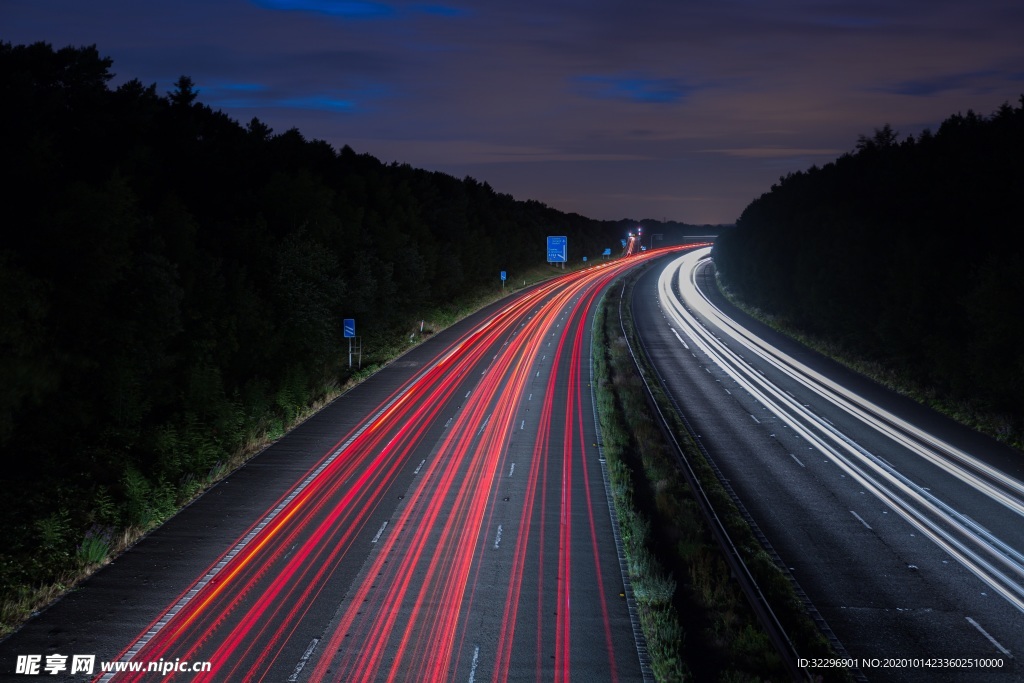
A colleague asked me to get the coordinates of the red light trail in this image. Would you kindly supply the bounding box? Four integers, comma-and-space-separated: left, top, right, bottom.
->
101, 244, 708, 682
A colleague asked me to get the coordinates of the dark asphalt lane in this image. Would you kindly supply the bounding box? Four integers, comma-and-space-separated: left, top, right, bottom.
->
455, 288, 640, 683
631, 251, 1023, 683
308, 269, 645, 682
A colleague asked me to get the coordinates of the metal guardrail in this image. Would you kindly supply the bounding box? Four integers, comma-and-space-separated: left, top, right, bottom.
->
616, 275, 813, 682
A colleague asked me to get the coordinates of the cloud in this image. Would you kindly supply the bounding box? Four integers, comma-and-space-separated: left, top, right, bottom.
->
699, 147, 844, 159
411, 4, 468, 17
5, 0, 1024, 223
251, 0, 395, 18
273, 95, 357, 112
251, 0, 466, 19
882, 68, 1024, 96
341, 138, 650, 165
211, 96, 354, 112
201, 82, 362, 113
813, 15, 885, 29
573, 74, 698, 104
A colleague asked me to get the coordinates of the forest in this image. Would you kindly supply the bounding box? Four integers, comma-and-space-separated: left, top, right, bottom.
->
713, 97, 1024, 446
0, 41, 702, 622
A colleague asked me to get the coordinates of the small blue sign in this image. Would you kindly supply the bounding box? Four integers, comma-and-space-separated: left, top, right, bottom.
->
343, 318, 356, 338
602, 248, 612, 256
500, 271, 507, 281
582, 256, 587, 262
547, 236, 567, 263
620, 238, 627, 247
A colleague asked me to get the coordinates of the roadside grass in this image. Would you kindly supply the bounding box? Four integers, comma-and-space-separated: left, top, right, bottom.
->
0, 262, 573, 639
594, 270, 850, 682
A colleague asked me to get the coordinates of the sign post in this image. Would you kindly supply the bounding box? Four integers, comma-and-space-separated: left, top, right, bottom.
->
344, 318, 361, 369
500, 270, 506, 291
547, 236, 567, 268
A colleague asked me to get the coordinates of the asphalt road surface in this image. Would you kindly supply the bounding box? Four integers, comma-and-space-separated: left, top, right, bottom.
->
0, 246, 708, 682
632, 248, 1023, 682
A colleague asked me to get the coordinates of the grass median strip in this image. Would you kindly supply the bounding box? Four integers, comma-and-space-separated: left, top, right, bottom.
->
593, 269, 851, 682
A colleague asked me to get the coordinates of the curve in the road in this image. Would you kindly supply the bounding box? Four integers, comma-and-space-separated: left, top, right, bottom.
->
27, 248, 698, 683
634, 248, 1022, 682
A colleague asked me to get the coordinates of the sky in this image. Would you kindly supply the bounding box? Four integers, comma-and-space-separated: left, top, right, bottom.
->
4, 1, 1024, 225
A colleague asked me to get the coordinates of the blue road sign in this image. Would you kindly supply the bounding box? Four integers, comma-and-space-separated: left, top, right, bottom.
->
602, 248, 612, 256
343, 318, 356, 338
582, 256, 587, 262
620, 238, 627, 248
500, 271, 507, 281
547, 236, 567, 263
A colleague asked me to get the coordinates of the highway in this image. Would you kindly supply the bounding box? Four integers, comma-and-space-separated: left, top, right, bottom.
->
633, 247, 1023, 682
0, 247, 706, 682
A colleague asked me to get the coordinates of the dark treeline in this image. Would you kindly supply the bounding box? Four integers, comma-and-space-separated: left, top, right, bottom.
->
713, 97, 1024, 441
0, 40, 690, 608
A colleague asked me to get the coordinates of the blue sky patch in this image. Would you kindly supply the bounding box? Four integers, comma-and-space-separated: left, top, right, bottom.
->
252, 0, 396, 18
575, 75, 694, 104
214, 95, 356, 112
278, 95, 356, 111
203, 83, 358, 113
883, 69, 1018, 96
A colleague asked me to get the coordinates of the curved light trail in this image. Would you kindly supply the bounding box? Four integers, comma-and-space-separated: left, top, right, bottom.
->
657, 248, 1024, 616
99, 243, 709, 682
